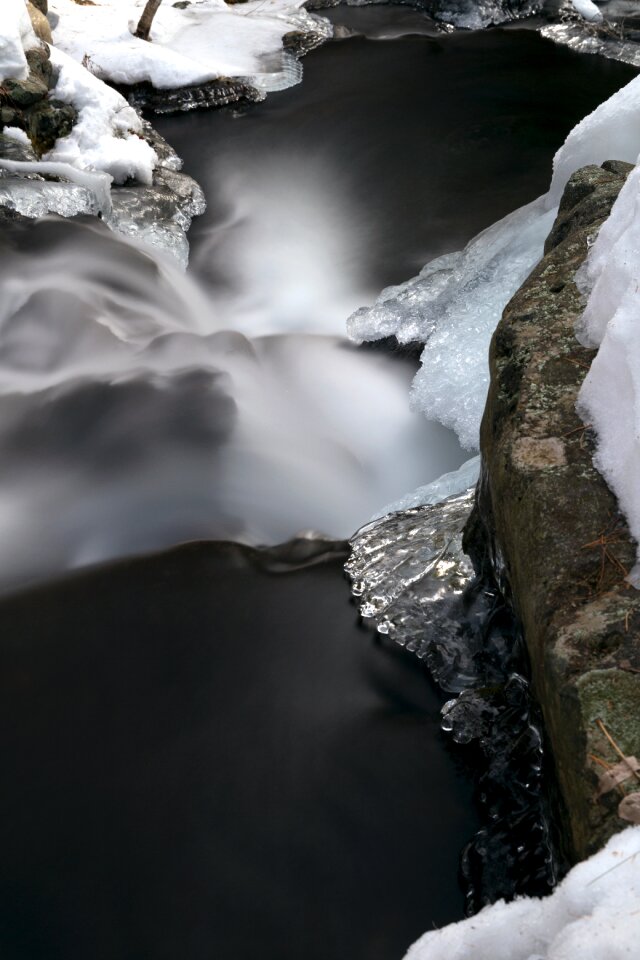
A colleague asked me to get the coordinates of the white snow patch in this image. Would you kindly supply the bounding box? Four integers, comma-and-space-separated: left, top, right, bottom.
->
349, 71, 640, 450
0, 0, 40, 82
575, 156, 640, 579
50, 0, 329, 91
405, 826, 640, 960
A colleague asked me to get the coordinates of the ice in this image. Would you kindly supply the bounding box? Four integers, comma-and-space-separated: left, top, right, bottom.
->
569, 0, 604, 20
346, 486, 554, 905
541, 22, 640, 71
0, 0, 39, 82
574, 158, 640, 580
349, 200, 556, 449
50, 0, 331, 94
369, 455, 480, 521
349, 71, 640, 450
426, 0, 541, 29
404, 825, 640, 960
346, 489, 478, 687
0, 158, 112, 213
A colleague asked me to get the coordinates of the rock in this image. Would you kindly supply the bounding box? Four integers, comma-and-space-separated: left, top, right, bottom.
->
25, 46, 54, 90
465, 160, 640, 862
2, 75, 48, 109
116, 76, 264, 115
27, 2, 53, 44
27, 99, 77, 154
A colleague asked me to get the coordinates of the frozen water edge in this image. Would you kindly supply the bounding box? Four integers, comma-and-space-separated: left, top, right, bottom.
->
0, 124, 205, 268
346, 486, 556, 909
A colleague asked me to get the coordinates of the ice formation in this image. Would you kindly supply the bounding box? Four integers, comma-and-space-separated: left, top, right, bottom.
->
347, 487, 554, 907
427, 0, 541, 29
404, 825, 640, 959
349, 72, 640, 450
569, 0, 604, 21
369, 455, 480, 521
50, 0, 331, 94
575, 158, 640, 581
0, 0, 39, 82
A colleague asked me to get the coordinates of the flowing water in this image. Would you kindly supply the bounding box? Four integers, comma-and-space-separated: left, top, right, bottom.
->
0, 13, 637, 960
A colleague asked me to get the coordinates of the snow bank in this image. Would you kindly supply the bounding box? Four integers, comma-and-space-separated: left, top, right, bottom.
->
46, 46, 157, 185
0, 0, 39, 82
349, 72, 640, 450
50, 0, 328, 91
576, 158, 640, 581
405, 826, 640, 959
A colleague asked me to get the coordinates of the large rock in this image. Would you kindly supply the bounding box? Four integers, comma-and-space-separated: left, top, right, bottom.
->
465, 160, 640, 862
27, 1, 53, 44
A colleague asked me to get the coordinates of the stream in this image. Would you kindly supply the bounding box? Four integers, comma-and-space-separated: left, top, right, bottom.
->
0, 11, 637, 960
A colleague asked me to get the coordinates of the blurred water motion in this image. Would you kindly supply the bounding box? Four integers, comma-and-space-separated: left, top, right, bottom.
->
0, 216, 463, 591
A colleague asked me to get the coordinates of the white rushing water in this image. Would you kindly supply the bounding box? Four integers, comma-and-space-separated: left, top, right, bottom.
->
0, 211, 463, 592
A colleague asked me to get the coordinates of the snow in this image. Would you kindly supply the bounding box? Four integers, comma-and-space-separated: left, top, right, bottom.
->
570, 0, 604, 21
349, 72, 640, 450
0, 0, 39, 82
405, 826, 640, 960
50, 0, 329, 91
46, 45, 157, 186
575, 157, 640, 582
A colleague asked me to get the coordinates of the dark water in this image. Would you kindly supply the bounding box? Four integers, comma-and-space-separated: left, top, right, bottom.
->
0, 542, 477, 960
156, 26, 637, 291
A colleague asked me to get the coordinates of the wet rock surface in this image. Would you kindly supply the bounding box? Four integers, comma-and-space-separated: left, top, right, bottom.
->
0, 41, 77, 156
466, 160, 640, 861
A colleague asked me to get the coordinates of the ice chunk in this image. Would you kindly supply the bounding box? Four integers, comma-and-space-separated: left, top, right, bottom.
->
569, 0, 604, 21
369, 455, 480, 521
426, 0, 541, 29
0, 0, 39, 82
0, 159, 112, 214
404, 825, 640, 960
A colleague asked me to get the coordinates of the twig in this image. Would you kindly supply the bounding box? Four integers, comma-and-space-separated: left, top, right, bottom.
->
587, 848, 640, 887
596, 718, 640, 783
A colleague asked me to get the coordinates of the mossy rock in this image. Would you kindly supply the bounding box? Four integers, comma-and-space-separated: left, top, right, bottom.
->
2, 75, 48, 109
28, 99, 77, 154
467, 161, 640, 861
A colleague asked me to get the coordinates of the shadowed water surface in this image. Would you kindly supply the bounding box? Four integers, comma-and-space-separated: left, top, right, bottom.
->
0, 542, 477, 960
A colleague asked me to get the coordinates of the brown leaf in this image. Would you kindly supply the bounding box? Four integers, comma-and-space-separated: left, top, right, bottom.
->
596, 756, 640, 797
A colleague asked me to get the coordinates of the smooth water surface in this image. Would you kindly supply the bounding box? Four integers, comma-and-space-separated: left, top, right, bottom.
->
0, 543, 478, 960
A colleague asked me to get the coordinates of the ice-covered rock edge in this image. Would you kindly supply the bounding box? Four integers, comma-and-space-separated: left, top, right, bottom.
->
348, 70, 640, 452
